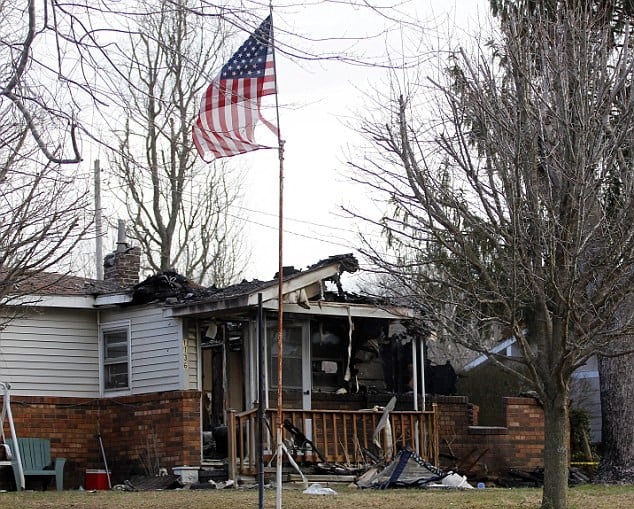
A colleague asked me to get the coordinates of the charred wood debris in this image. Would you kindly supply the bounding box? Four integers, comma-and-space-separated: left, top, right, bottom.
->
281, 417, 593, 489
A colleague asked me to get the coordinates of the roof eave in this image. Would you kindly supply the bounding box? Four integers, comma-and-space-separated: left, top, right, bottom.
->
95, 293, 134, 306
264, 301, 417, 320
166, 294, 252, 318
2, 294, 98, 309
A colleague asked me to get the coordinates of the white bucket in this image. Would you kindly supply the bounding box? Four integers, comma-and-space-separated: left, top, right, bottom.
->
172, 466, 199, 484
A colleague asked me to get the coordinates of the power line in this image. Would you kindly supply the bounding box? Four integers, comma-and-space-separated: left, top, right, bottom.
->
235, 204, 356, 233
227, 213, 357, 251
234, 206, 388, 243
102, 178, 382, 240
99, 170, 387, 246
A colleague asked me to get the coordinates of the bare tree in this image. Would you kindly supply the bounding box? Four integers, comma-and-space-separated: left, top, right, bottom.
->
0, 1, 255, 328
0, 1, 154, 164
1, 0, 96, 315
1, 0, 420, 288
490, 0, 634, 486
1, 1, 81, 164
108, 0, 248, 285
347, 5, 634, 509
0, 125, 92, 328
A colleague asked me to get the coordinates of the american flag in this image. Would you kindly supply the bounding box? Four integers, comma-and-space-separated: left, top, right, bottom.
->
193, 16, 277, 161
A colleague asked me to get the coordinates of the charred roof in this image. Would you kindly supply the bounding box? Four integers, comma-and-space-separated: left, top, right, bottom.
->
130, 253, 361, 306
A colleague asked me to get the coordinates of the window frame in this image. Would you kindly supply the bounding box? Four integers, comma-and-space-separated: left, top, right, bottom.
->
310, 322, 345, 391
265, 319, 311, 410
99, 320, 132, 395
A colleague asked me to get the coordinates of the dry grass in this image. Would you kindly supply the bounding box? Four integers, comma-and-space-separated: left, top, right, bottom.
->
1, 484, 633, 509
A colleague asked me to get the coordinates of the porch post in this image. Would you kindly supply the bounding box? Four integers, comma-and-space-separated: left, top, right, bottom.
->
257, 294, 265, 509
420, 336, 426, 411
411, 338, 420, 455
227, 409, 237, 482
412, 338, 418, 411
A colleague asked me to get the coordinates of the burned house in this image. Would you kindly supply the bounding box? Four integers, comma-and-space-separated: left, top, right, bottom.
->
151, 254, 435, 472
0, 250, 439, 489
2, 233, 554, 491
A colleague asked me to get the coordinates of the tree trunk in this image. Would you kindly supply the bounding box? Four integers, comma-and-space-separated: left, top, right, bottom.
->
542, 391, 569, 509
596, 350, 634, 483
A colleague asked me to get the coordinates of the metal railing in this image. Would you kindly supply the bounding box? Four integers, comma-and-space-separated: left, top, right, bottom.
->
1, 382, 24, 490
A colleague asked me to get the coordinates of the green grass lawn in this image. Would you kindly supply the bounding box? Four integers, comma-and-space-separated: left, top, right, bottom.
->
1, 484, 633, 509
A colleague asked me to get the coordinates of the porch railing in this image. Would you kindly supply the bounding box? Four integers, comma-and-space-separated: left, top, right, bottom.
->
227, 403, 438, 479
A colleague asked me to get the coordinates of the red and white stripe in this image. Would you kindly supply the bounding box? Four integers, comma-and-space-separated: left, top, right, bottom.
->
193, 50, 277, 160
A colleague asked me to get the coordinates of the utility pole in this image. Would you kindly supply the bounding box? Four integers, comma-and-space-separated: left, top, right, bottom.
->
94, 159, 103, 280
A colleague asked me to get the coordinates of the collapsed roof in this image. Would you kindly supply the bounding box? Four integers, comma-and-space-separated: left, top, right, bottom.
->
2, 253, 423, 325
139, 254, 418, 322
131, 253, 359, 305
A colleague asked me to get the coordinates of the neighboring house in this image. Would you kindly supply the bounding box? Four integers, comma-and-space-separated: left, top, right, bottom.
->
569, 356, 601, 443
460, 338, 602, 442
0, 244, 437, 489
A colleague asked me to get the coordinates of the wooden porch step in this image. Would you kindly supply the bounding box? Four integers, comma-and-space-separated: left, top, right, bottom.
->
200, 463, 228, 483
201, 459, 225, 467
287, 473, 357, 483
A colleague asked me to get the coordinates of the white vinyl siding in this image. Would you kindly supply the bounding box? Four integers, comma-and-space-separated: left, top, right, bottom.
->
0, 308, 100, 397
99, 305, 184, 394
0, 303, 191, 398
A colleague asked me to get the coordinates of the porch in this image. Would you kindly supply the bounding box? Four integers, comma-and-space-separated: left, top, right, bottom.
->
226, 404, 439, 478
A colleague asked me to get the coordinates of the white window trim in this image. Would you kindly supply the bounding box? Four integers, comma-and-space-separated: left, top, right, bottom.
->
99, 320, 132, 396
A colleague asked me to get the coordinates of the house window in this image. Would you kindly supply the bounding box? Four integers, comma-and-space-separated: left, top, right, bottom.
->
311, 325, 343, 390
267, 323, 307, 409
268, 326, 303, 390
101, 323, 131, 391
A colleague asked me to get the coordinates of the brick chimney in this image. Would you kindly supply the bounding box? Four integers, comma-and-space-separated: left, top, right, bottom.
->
103, 220, 141, 287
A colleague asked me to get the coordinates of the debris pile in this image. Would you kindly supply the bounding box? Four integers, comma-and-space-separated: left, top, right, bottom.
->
356, 448, 472, 489
496, 466, 593, 488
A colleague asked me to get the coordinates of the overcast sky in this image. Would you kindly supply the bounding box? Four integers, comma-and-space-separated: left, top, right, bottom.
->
234, 0, 490, 281
77, 0, 490, 283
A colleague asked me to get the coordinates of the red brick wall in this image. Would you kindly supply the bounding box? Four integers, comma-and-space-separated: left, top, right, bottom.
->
433, 395, 545, 476
0, 390, 201, 490
1, 391, 546, 488
504, 396, 545, 471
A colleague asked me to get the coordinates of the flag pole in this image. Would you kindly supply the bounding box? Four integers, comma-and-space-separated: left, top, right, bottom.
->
268, 6, 286, 509
191, 10, 283, 505
275, 143, 285, 509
